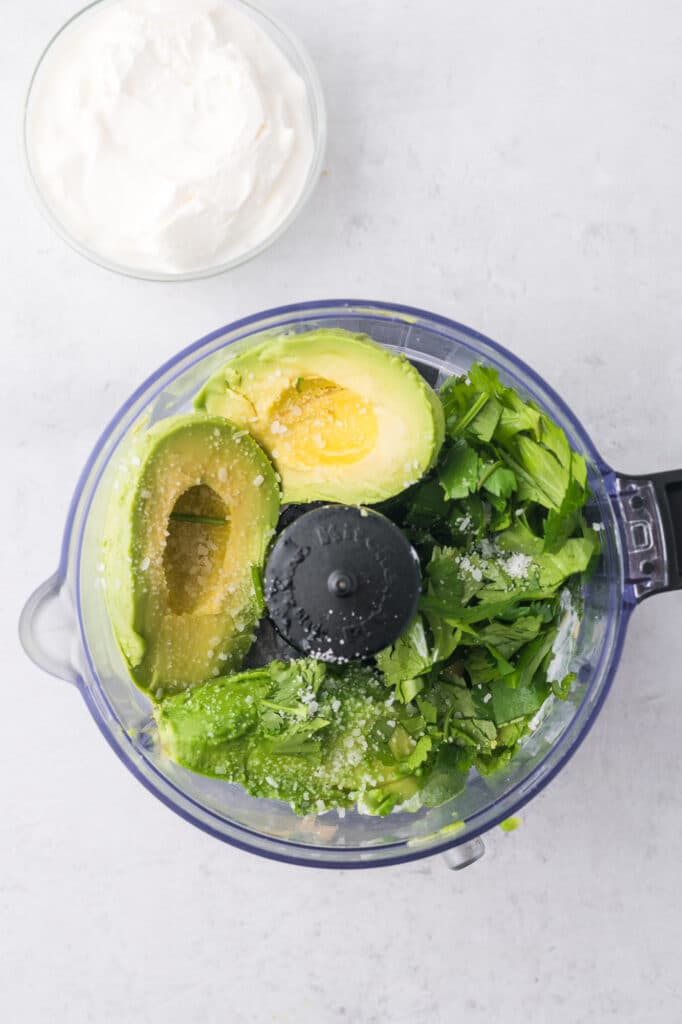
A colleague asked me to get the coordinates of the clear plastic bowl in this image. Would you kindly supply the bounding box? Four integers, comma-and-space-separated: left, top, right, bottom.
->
20, 300, 636, 868
23, 0, 327, 281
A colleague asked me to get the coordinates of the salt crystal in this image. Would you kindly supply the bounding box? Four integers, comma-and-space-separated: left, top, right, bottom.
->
505, 553, 532, 579
479, 537, 494, 559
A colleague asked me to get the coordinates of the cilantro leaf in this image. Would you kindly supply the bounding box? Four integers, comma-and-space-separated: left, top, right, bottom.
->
269, 659, 326, 706
263, 718, 331, 757
406, 735, 433, 770
475, 616, 544, 659
424, 612, 461, 663
508, 628, 558, 689
375, 616, 432, 690
405, 479, 451, 528
535, 536, 598, 588
512, 435, 570, 509
482, 465, 517, 499
438, 441, 480, 499
395, 677, 426, 704
489, 677, 549, 725
551, 671, 576, 699
447, 717, 498, 752
468, 396, 503, 441
496, 516, 545, 556
419, 745, 469, 806
468, 362, 503, 395
494, 401, 542, 445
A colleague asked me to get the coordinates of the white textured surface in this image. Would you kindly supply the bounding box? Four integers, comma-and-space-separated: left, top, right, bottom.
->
3, 1, 682, 1021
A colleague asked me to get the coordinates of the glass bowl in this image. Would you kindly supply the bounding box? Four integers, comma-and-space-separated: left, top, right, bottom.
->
23, 0, 327, 281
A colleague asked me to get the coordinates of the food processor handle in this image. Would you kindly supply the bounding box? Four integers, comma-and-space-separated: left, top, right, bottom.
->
615, 471, 682, 601
19, 573, 81, 685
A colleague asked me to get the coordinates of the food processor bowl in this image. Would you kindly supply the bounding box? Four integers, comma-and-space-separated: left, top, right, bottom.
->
20, 300, 680, 868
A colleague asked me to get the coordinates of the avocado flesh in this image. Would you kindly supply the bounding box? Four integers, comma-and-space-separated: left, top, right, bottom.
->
103, 415, 279, 696
194, 329, 445, 505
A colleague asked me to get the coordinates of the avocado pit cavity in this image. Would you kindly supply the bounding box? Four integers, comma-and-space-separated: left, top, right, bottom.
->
163, 485, 229, 615
268, 376, 379, 469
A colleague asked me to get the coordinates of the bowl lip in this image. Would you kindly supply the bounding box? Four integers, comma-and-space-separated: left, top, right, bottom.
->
22, 0, 327, 282
59, 299, 629, 868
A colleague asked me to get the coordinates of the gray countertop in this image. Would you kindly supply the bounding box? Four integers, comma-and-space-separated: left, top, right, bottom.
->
3, 1, 682, 1021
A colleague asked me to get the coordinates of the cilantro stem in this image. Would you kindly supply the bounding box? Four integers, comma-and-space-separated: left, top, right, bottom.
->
259, 699, 308, 720
477, 460, 503, 490
169, 512, 227, 526
448, 393, 489, 436
442, 704, 458, 743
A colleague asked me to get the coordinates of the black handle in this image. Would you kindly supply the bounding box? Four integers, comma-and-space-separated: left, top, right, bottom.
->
616, 472, 682, 600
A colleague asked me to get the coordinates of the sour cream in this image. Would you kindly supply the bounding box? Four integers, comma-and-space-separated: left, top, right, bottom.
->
25, 0, 317, 275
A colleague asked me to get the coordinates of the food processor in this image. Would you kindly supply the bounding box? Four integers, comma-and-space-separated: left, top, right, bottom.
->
19, 299, 682, 869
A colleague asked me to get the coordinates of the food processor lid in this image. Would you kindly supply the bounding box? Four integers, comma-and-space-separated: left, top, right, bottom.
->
263, 504, 422, 661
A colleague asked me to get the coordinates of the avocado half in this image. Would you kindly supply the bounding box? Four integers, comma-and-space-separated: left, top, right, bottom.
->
194, 329, 445, 504
103, 415, 280, 696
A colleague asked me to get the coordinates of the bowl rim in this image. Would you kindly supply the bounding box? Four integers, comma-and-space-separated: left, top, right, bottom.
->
58, 299, 629, 867
22, 0, 327, 282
